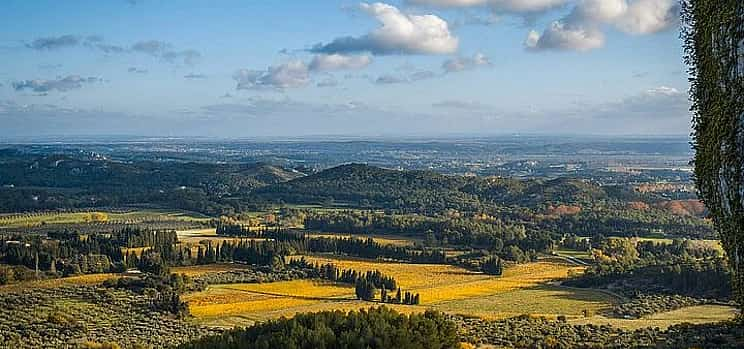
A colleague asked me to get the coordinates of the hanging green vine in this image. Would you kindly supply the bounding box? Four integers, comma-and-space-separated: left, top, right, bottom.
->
683, 0, 744, 306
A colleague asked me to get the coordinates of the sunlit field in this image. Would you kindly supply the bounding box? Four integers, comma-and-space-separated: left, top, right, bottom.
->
0, 209, 209, 229
184, 256, 737, 329
570, 305, 738, 330
0, 273, 118, 293
183, 257, 617, 327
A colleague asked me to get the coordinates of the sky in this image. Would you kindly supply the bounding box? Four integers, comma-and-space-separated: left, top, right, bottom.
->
0, 0, 690, 138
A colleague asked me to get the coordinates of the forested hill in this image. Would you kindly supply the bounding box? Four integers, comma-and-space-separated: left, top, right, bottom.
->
255, 163, 638, 211
254, 164, 478, 211
0, 154, 302, 214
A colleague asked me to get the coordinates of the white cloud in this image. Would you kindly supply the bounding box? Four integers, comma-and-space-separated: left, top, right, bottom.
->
309, 54, 372, 71
570, 0, 627, 23
312, 2, 458, 55
614, 0, 679, 34
442, 52, 491, 72
526, 0, 679, 52
233, 60, 310, 90
525, 22, 604, 51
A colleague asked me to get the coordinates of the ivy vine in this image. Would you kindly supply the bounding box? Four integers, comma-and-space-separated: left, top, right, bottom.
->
683, 0, 744, 306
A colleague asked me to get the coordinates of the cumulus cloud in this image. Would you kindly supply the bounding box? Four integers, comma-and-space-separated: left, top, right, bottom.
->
26, 35, 80, 50
525, 23, 604, 51
12, 75, 102, 93
614, 0, 679, 34
442, 52, 491, 72
526, 0, 679, 52
309, 54, 372, 71
311, 2, 458, 55
233, 60, 310, 90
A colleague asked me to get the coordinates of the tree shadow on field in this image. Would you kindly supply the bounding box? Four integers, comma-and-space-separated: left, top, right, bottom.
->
525, 284, 623, 304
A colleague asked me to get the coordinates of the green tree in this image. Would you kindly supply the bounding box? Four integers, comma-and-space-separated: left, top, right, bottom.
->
683, 0, 744, 306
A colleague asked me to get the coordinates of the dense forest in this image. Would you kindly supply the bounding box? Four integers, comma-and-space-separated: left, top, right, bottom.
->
565, 237, 731, 299
177, 307, 459, 349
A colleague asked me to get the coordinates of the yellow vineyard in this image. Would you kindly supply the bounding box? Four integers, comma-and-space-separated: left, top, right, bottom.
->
184, 257, 617, 328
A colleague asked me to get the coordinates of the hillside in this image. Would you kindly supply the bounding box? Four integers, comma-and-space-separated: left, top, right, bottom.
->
255, 163, 629, 211
0, 154, 301, 214
254, 164, 479, 211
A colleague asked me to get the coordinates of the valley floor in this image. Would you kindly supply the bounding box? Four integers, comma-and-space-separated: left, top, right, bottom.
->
177, 256, 737, 329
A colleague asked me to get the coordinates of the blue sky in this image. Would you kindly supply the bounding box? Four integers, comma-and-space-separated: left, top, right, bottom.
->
0, 0, 690, 138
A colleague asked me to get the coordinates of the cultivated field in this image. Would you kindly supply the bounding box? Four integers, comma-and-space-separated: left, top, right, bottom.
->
0, 273, 119, 293
0, 209, 210, 229
184, 255, 738, 329
184, 256, 619, 328
570, 305, 739, 330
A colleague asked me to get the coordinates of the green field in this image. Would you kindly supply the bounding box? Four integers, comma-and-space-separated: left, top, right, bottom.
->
0, 209, 211, 229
